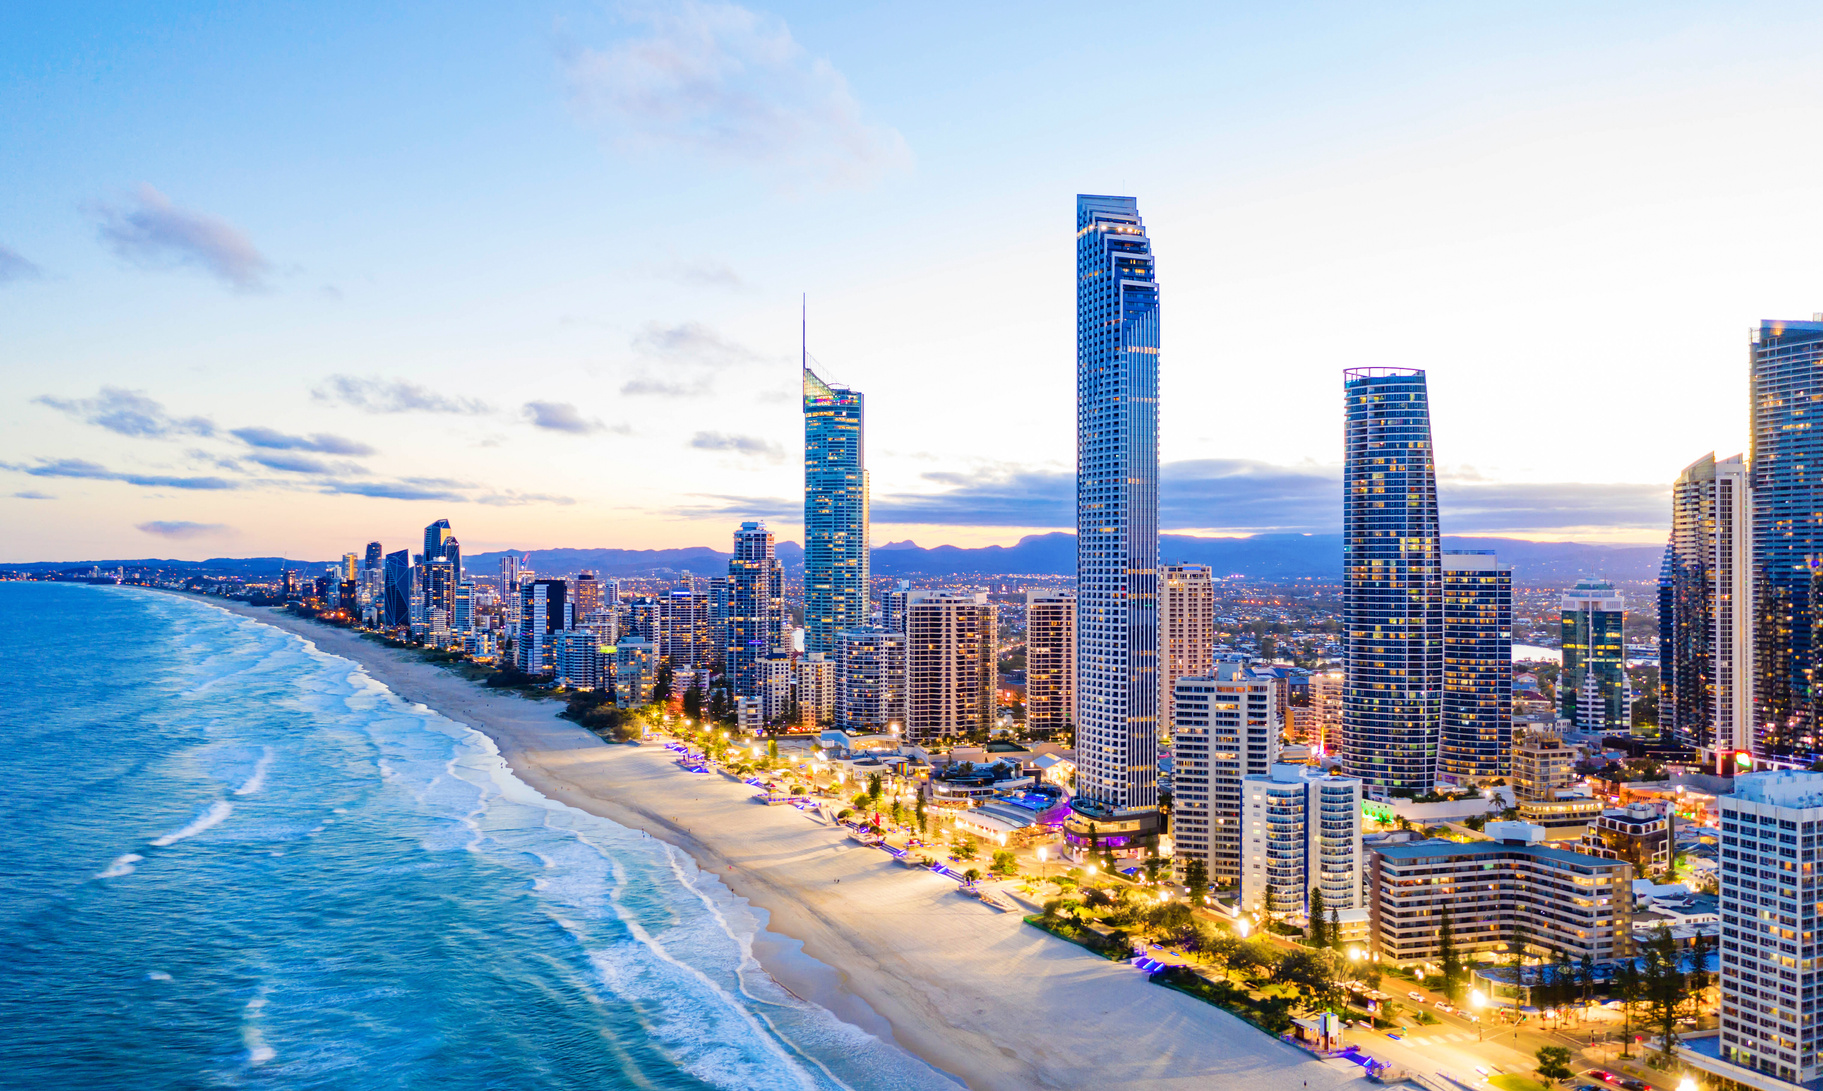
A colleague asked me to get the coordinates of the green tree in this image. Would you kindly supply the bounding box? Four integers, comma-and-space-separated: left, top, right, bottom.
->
653, 664, 674, 702
1308, 886, 1329, 949
682, 685, 702, 720
1184, 858, 1209, 907
1438, 902, 1463, 1000
1643, 924, 1682, 1061
1328, 906, 1342, 952
1579, 952, 1597, 1008
768, 737, 779, 760
866, 772, 883, 806
914, 793, 927, 834
1615, 960, 1641, 1057
991, 850, 1018, 877
1535, 1046, 1573, 1082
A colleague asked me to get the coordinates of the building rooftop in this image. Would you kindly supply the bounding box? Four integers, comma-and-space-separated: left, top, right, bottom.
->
1373, 837, 1626, 871
1732, 770, 1823, 810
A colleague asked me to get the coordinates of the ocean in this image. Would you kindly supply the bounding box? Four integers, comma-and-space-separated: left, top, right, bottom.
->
0, 583, 953, 1091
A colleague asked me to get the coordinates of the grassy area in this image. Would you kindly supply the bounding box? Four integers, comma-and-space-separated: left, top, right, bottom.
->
1023, 916, 1132, 961
1148, 965, 1295, 1035
1489, 1075, 1552, 1091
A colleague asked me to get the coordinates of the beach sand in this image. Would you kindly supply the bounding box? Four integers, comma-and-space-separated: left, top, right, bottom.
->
185, 596, 1359, 1091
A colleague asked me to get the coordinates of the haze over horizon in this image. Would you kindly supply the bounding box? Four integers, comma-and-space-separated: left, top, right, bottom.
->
8, 1, 1823, 561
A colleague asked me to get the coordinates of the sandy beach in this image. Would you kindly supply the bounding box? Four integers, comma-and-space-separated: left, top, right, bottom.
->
180, 594, 1360, 1091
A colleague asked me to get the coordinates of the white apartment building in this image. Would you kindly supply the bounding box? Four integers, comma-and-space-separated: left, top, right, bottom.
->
1308, 671, 1343, 756
1159, 564, 1214, 734
795, 652, 836, 727
1709, 772, 1823, 1087
1241, 764, 1363, 922
1172, 663, 1280, 885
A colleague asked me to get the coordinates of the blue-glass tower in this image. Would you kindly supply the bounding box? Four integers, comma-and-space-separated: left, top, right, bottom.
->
1065, 194, 1160, 849
1752, 319, 1823, 757
382, 549, 412, 628
1342, 368, 1442, 793
803, 366, 868, 655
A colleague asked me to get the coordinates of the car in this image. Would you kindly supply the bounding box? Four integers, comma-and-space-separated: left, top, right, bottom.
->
1462, 1013, 1478, 1024
1408, 990, 1426, 1001
1618, 1081, 1650, 1091
1573, 1085, 1604, 1091
1433, 1001, 1452, 1013
1588, 1072, 1615, 1085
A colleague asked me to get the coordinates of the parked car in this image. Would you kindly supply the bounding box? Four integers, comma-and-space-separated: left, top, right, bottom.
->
1618, 1081, 1650, 1091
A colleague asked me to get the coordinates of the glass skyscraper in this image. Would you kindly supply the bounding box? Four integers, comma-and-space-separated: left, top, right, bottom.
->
1439, 550, 1511, 784
803, 366, 869, 655
1560, 578, 1627, 730
1342, 368, 1442, 794
1752, 319, 1823, 758
1668, 452, 1754, 764
1065, 194, 1160, 852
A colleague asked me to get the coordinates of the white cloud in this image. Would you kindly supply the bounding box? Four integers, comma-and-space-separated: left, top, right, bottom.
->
93, 185, 271, 291
564, 1, 911, 188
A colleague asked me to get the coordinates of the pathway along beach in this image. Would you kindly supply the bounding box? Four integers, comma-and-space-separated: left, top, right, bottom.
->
184, 594, 1357, 1091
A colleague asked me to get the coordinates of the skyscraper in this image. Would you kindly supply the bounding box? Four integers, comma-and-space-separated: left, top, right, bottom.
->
1439, 551, 1512, 785
803, 365, 869, 655
382, 549, 411, 628
1560, 578, 1627, 731
1668, 452, 1754, 767
727, 521, 785, 698
1752, 319, 1823, 758
1342, 368, 1442, 794
515, 579, 567, 677
341, 552, 360, 581
1159, 563, 1214, 734
1025, 589, 1075, 738
1068, 193, 1161, 852
836, 627, 906, 733
364, 541, 383, 572
423, 519, 453, 568
1172, 664, 1280, 884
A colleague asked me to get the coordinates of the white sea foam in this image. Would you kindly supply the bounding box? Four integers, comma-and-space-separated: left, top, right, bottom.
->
146, 971, 173, 982
98, 853, 143, 879
243, 994, 275, 1064
235, 749, 273, 796
151, 801, 232, 847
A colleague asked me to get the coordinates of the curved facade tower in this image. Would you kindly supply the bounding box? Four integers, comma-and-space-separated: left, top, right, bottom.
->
1066, 194, 1160, 851
1342, 368, 1442, 794
803, 366, 869, 655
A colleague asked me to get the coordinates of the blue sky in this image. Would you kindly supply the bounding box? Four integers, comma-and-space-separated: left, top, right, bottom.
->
4, 1, 1822, 560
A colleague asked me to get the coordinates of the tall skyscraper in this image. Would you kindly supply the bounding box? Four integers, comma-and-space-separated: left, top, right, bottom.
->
364, 541, 383, 572
1342, 368, 1442, 794
515, 579, 567, 677
382, 549, 411, 628
727, 521, 785, 698
1439, 551, 1512, 784
498, 555, 520, 597
1068, 193, 1161, 851
1752, 319, 1823, 759
803, 364, 869, 655
1025, 589, 1076, 738
423, 519, 453, 568
341, 552, 360, 581
1668, 452, 1755, 767
1560, 578, 1627, 731
1159, 563, 1214, 734
903, 591, 996, 744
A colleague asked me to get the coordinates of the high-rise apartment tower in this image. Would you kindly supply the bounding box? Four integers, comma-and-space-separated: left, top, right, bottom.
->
1159, 563, 1214, 735
727, 522, 785, 698
1068, 193, 1161, 850
1439, 551, 1512, 784
1668, 452, 1754, 767
1025, 589, 1076, 738
1342, 368, 1442, 793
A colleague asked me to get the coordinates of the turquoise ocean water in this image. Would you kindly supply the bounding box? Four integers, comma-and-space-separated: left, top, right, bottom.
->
0, 583, 953, 1091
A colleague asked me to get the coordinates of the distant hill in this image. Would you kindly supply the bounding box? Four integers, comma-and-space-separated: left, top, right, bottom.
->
4, 534, 1661, 586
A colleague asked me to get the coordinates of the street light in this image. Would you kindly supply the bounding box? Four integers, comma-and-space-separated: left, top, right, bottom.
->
1470, 989, 1486, 1040
1236, 917, 1251, 939
1677, 1079, 1698, 1091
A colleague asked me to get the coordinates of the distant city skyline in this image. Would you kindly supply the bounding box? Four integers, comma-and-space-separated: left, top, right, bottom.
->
9, 3, 1823, 560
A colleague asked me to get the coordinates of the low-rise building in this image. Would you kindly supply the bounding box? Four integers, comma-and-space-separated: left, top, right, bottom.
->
1368, 835, 1635, 968
1581, 802, 1673, 875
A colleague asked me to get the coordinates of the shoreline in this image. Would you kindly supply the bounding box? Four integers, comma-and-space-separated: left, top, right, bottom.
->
153, 591, 1355, 1090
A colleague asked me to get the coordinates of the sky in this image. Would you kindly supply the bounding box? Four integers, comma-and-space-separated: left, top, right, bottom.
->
4, 0, 1823, 562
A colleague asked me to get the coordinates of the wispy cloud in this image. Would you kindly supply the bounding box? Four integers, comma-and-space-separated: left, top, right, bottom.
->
248, 452, 335, 474
230, 426, 375, 456
35, 387, 216, 439
5, 457, 237, 491
92, 185, 271, 291
312, 375, 492, 415
670, 257, 744, 290
137, 520, 230, 539
523, 400, 625, 435
563, 0, 911, 189
320, 480, 468, 502
474, 490, 578, 507
622, 321, 766, 397
0, 244, 43, 284
11, 491, 54, 500
690, 430, 783, 461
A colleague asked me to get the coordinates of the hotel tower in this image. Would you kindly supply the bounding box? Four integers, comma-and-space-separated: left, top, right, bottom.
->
1066, 194, 1161, 854
803, 361, 869, 656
